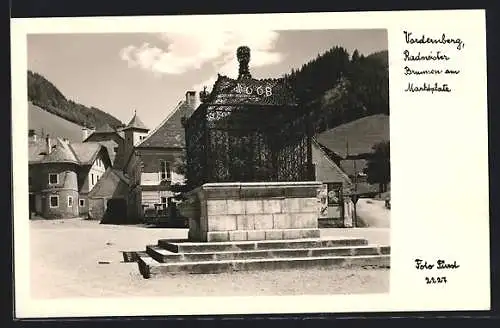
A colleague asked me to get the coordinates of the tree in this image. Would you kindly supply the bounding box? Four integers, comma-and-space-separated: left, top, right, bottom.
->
169, 152, 190, 201
364, 140, 390, 193
351, 49, 360, 63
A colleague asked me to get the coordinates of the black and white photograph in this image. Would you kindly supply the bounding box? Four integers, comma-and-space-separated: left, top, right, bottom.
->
11, 11, 490, 317
27, 28, 390, 298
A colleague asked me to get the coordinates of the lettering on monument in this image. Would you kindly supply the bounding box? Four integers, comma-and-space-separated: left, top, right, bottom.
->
234, 83, 273, 97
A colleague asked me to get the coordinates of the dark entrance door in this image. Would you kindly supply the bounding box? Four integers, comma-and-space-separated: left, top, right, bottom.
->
105, 198, 127, 224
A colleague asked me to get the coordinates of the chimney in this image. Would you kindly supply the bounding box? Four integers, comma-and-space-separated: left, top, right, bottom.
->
82, 127, 88, 141
45, 134, 52, 154
82, 127, 95, 141
28, 129, 37, 142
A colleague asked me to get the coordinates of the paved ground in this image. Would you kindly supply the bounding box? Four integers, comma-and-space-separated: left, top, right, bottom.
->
30, 219, 389, 299
356, 199, 390, 228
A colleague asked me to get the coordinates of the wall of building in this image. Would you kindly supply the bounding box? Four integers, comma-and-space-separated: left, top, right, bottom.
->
88, 198, 106, 220
124, 129, 149, 161
78, 194, 89, 216
138, 149, 184, 183
80, 152, 108, 193
124, 148, 185, 221
29, 163, 80, 218
41, 188, 80, 219
133, 131, 149, 146
141, 190, 175, 208
311, 143, 352, 223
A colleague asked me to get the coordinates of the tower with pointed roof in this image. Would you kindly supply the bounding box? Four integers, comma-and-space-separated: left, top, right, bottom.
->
123, 110, 149, 161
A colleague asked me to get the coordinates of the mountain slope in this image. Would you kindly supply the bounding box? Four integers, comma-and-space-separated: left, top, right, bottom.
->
28, 102, 85, 142
366, 50, 388, 66
27, 70, 123, 129
315, 114, 390, 158
284, 47, 389, 135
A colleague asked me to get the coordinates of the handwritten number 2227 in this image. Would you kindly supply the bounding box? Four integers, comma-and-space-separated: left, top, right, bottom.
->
425, 277, 447, 284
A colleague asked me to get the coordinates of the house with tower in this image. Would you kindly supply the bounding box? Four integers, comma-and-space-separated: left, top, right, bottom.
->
123, 92, 197, 222
28, 132, 112, 219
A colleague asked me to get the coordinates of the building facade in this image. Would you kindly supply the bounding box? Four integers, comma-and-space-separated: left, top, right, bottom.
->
124, 91, 197, 222
87, 168, 130, 222
28, 131, 111, 219
311, 138, 353, 227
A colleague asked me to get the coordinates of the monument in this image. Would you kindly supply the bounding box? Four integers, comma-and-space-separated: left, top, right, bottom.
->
129, 46, 390, 278
180, 45, 321, 243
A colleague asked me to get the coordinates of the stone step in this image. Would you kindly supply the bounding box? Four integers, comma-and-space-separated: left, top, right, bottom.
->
137, 252, 391, 278
146, 244, 390, 263
157, 237, 369, 253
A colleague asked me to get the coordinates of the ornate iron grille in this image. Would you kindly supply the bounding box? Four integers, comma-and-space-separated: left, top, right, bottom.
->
184, 105, 207, 188
184, 47, 313, 188
184, 101, 314, 188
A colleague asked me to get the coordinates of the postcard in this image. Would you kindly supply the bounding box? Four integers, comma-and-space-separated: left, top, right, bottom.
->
11, 9, 489, 318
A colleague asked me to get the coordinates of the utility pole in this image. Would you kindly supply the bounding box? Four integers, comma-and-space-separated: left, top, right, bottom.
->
346, 138, 358, 228
353, 156, 358, 228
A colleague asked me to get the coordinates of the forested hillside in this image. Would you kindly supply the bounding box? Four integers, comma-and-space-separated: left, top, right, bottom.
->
284, 47, 389, 133
27, 71, 123, 129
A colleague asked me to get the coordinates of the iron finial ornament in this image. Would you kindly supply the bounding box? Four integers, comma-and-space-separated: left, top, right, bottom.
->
237, 46, 252, 80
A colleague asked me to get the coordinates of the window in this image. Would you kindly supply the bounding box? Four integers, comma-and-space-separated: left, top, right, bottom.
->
49, 195, 59, 208
49, 173, 58, 185
160, 197, 167, 210
97, 175, 100, 181
160, 160, 171, 181
79, 199, 85, 207
91, 174, 94, 185
67, 196, 73, 207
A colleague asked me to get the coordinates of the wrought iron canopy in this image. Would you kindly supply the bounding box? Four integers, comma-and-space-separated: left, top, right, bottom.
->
183, 47, 314, 188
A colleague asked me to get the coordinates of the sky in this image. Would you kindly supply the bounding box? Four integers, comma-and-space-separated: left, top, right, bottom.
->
27, 29, 387, 130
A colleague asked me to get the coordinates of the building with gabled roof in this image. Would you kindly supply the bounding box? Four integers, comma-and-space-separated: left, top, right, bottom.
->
123, 92, 196, 221
87, 168, 130, 223
28, 131, 112, 219
83, 122, 126, 169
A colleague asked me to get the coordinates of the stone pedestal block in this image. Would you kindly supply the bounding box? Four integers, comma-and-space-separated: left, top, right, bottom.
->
178, 181, 322, 242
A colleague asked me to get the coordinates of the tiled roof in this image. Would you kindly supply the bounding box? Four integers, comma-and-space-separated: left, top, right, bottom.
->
122, 112, 149, 131
88, 168, 129, 198
69, 142, 102, 165
28, 137, 55, 163
137, 100, 194, 149
312, 139, 352, 186
92, 123, 116, 134
29, 137, 106, 166
40, 138, 78, 164
316, 114, 389, 158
